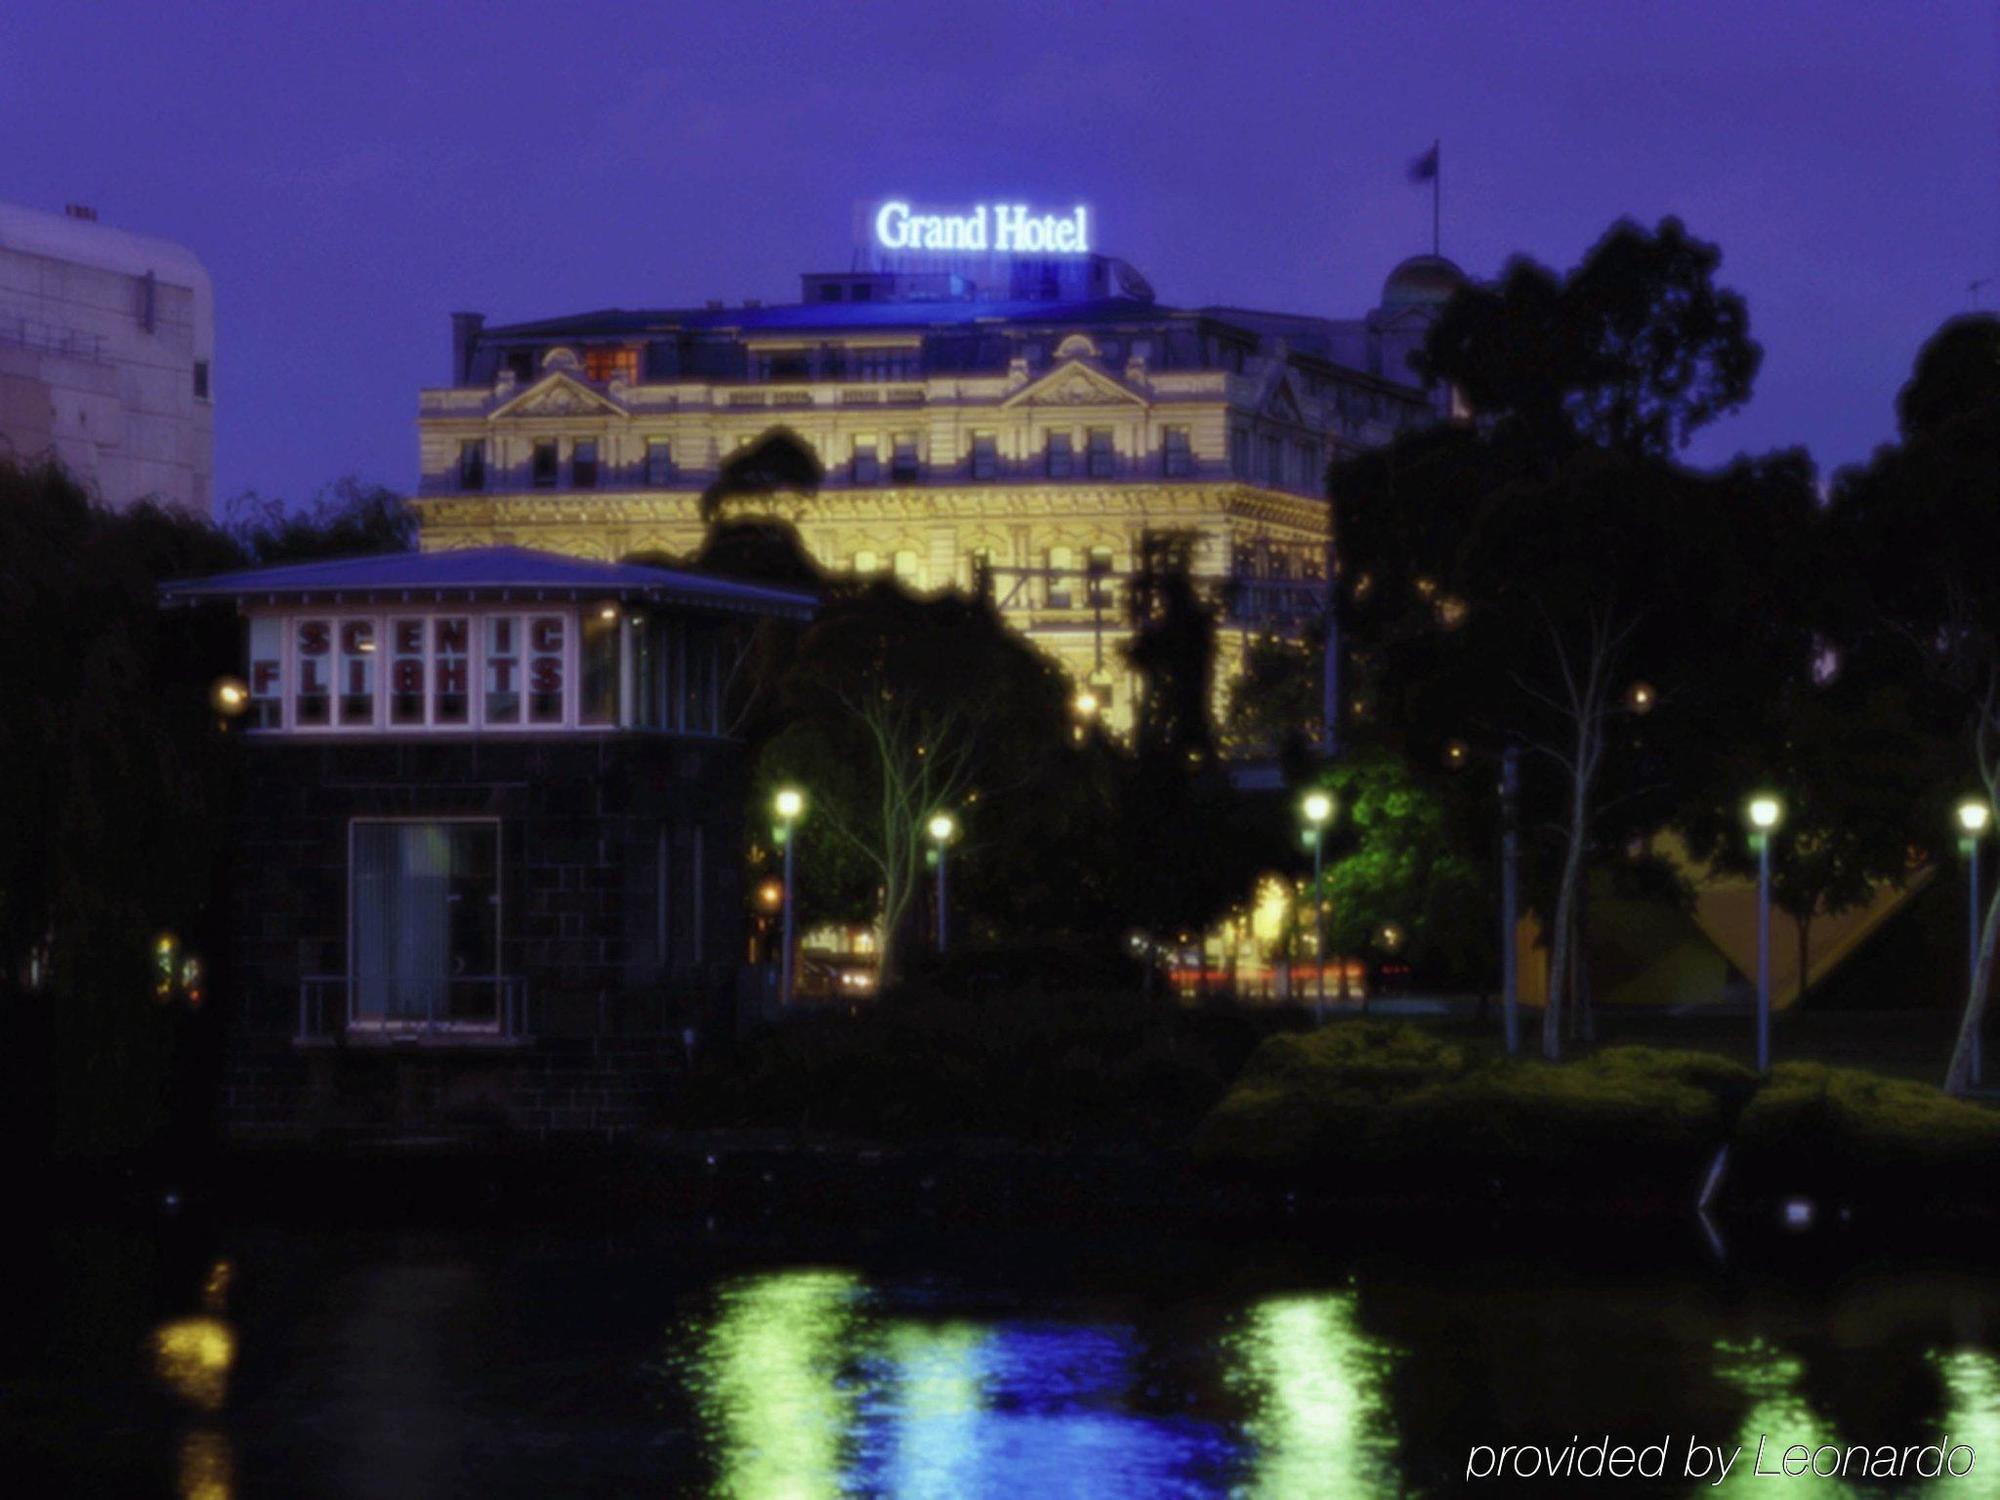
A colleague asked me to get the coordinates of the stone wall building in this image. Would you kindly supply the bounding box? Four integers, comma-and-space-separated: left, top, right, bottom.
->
416, 224, 1463, 730
0, 200, 214, 516
162, 546, 814, 1140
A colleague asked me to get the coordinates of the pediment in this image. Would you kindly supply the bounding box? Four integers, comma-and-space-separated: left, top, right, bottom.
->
490, 372, 627, 420
1003, 359, 1147, 410
1264, 377, 1304, 425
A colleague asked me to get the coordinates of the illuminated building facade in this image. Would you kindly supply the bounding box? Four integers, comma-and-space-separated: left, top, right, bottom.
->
0, 199, 214, 516
416, 211, 1463, 727
164, 546, 813, 1139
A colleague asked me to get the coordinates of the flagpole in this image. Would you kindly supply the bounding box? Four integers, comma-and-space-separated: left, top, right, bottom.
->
1432, 138, 1441, 257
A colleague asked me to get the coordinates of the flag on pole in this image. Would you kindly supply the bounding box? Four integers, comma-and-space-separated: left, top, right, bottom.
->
1408, 143, 1439, 183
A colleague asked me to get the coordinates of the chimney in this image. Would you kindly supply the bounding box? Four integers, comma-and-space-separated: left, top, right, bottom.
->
64, 203, 98, 222
450, 311, 485, 384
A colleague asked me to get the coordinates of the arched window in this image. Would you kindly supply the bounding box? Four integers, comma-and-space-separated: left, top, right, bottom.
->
1046, 546, 1074, 609
853, 550, 879, 575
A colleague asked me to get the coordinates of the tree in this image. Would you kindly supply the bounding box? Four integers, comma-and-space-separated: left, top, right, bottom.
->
222, 476, 414, 562
756, 582, 1075, 990
1417, 216, 1761, 461
1825, 315, 2000, 1093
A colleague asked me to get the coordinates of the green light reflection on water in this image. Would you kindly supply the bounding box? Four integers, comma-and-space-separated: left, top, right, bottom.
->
1709, 1337, 1857, 1498
1221, 1289, 1400, 1498
1925, 1350, 2000, 1499
685, 1268, 865, 1499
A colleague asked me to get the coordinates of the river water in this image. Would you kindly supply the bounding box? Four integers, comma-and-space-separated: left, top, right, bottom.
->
12, 1205, 2000, 1497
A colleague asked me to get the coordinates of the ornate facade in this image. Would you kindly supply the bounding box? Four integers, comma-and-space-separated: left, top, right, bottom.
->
415, 251, 1464, 728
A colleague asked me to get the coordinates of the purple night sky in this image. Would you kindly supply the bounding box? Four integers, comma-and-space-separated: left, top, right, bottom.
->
4, 2, 1993, 511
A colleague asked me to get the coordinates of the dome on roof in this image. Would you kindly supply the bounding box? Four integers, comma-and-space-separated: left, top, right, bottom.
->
1381, 254, 1467, 310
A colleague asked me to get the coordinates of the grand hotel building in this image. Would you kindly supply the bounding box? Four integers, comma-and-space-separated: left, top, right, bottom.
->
414, 228, 1464, 727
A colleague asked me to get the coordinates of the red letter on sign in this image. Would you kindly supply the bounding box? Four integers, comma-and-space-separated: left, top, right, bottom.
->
251, 660, 279, 694
394, 660, 423, 693
530, 659, 563, 693
298, 620, 330, 655
531, 617, 564, 654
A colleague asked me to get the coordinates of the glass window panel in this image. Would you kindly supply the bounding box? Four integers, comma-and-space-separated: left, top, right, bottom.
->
294, 618, 332, 727
484, 616, 521, 725
338, 618, 376, 726
581, 608, 620, 726
433, 617, 470, 724
248, 616, 282, 729
528, 615, 566, 724
389, 618, 426, 725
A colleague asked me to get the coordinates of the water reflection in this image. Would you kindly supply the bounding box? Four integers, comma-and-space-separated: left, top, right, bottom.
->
680, 1270, 1234, 1496
1927, 1351, 2000, 1498
1222, 1290, 1401, 1498
1712, 1337, 1854, 1496
151, 1259, 236, 1499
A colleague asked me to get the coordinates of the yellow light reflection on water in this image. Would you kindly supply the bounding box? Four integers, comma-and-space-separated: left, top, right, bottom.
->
1223, 1290, 1400, 1498
688, 1269, 863, 1499
177, 1429, 233, 1500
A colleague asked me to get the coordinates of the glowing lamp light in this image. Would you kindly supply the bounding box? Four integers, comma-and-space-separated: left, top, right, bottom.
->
1959, 799, 1992, 837
1301, 790, 1335, 827
757, 878, 784, 910
1625, 681, 1656, 715
210, 677, 249, 717
1379, 922, 1405, 952
1443, 739, 1469, 770
773, 787, 805, 822
1747, 795, 1783, 832
1073, 689, 1100, 720
597, 602, 620, 622
927, 811, 958, 844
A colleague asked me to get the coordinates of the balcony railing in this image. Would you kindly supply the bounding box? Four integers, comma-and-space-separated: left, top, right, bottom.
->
296, 974, 529, 1045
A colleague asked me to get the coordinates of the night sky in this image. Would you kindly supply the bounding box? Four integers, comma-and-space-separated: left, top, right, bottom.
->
4, 1, 1993, 511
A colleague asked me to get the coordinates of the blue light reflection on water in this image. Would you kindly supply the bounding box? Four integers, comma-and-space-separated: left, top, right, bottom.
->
674, 1269, 1397, 1499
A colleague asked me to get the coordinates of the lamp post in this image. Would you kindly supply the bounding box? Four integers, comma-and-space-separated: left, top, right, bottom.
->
1301, 790, 1335, 1020
1498, 745, 1522, 1055
927, 811, 958, 954
1747, 794, 1783, 1074
773, 786, 805, 1005
1959, 797, 1991, 1085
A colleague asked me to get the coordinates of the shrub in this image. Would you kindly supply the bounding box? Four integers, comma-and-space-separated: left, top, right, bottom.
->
1733, 1062, 2000, 1208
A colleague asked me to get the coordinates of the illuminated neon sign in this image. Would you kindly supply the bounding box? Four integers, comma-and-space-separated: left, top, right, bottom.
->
873, 201, 1090, 256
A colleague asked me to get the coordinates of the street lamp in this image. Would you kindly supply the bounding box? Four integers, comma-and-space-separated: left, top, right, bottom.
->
1746, 793, 1783, 1074
1301, 790, 1335, 1019
927, 810, 958, 954
210, 676, 249, 719
773, 787, 806, 1005
1959, 797, 1991, 1084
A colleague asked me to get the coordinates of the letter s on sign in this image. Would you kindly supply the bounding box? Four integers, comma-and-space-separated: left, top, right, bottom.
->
875, 201, 911, 250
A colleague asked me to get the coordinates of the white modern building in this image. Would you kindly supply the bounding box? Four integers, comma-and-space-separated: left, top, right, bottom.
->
0, 200, 214, 517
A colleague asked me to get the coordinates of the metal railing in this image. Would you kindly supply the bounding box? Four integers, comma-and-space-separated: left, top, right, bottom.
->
296, 974, 528, 1044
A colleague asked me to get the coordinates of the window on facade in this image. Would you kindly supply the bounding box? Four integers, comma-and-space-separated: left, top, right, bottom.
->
572, 440, 599, 489
338, 620, 376, 726
582, 346, 638, 384
1046, 546, 1074, 609
969, 432, 998, 480
1295, 440, 1320, 493
682, 626, 717, 734
892, 550, 920, 586
1085, 428, 1114, 478
1087, 547, 1115, 608
1163, 426, 1192, 477
506, 349, 536, 383
1046, 431, 1073, 478
854, 347, 917, 382
754, 351, 811, 382
853, 550, 880, 575
527, 616, 565, 724
433, 618, 471, 724
192, 360, 210, 401
1262, 435, 1284, 485
967, 546, 994, 597
580, 608, 620, 726
629, 614, 659, 729
1230, 427, 1251, 477
531, 441, 558, 488
644, 439, 673, 488
851, 438, 879, 485
484, 617, 521, 725
248, 616, 282, 729
292, 619, 332, 727
350, 821, 499, 1029
389, 618, 426, 725
457, 440, 485, 491
890, 435, 919, 483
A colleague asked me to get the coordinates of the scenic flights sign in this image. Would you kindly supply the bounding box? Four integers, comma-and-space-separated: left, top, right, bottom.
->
872, 200, 1091, 256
